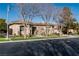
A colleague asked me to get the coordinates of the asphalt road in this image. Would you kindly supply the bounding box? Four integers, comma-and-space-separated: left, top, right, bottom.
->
0, 38, 79, 56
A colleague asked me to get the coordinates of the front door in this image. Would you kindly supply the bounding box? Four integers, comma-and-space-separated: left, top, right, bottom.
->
20, 26, 24, 36
32, 27, 36, 35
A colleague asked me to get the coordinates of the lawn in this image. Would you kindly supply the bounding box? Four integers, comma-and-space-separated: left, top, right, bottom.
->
0, 38, 9, 41
0, 34, 74, 41
11, 34, 60, 41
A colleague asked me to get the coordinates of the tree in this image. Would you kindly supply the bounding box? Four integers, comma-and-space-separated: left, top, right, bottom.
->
18, 4, 28, 38
38, 4, 54, 36
51, 7, 64, 36
75, 22, 79, 34
26, 4, 41, 36
18, 4, 41, 38
0, 18, 7, 33
61, 7, 76, 34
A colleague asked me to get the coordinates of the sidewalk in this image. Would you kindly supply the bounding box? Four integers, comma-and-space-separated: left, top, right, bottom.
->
0, 35, 79, 43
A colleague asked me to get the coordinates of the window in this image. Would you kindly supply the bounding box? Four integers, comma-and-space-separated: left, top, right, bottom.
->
20, 26, 24, 31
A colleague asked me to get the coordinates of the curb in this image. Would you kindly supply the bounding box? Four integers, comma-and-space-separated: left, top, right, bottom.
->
0, 36, 79, 43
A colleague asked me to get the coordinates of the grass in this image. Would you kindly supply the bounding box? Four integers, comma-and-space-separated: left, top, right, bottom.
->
0, 34, 68, 41
11, 34, 61, 41
48, 34, 60, 38
0, 38, 9, 41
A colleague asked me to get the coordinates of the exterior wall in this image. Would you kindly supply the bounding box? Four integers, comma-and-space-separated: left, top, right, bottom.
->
9, 24, 30, 36
9, 24, 20, 36
68, 29, 77, 34
9, 24, 61, 36
21, 25, 30, 36
48, 26, 54, 34
34, 26, 60, 35
53, 25, 61, 34
36, 26, 46, 35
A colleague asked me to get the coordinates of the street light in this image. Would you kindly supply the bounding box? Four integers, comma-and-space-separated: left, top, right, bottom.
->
6, 5, 10, 40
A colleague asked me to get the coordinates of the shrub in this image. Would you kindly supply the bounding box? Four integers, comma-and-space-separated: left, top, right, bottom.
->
0, 33, 5, 38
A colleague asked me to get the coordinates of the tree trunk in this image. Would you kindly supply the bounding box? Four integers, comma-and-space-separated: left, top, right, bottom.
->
59, 24, 62, 37
46, 26, 48, 37
30, 26, 32, 37
23, 23, 26, 39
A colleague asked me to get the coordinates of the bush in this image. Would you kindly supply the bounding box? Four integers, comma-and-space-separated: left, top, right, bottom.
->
0, 33, 5, 38
48, 34, 59, 38
0, 35, 5, 38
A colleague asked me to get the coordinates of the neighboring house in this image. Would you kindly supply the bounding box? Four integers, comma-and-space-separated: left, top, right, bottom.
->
9, 20, 61, 36
68, 29, 77, 34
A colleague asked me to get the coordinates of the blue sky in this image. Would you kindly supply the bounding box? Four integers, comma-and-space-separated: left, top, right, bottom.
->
0, 3, 79, 23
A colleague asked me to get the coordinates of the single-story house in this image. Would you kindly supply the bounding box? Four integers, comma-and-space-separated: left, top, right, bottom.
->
9, 20, 62, 36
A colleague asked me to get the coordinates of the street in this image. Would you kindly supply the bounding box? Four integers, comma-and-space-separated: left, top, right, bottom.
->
0, 38, 79, 56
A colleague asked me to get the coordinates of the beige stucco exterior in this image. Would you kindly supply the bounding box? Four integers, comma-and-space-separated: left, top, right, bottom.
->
9, 20, 61, 36
9, 24, 31, 36
9, 24, 20, 36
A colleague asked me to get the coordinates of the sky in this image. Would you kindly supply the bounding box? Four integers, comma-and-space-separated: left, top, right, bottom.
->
0, 3, 79, 23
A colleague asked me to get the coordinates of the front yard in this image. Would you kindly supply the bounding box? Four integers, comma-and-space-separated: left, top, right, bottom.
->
0, 34, 79, 42
0, 34, 61, 41
0, 38, 9, 41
